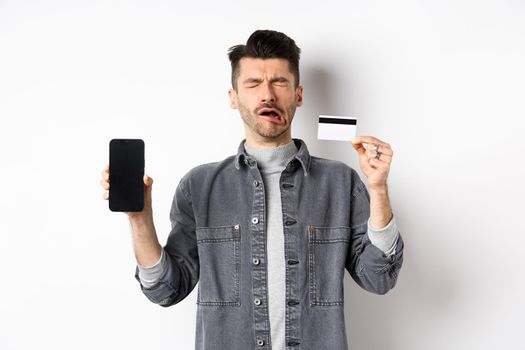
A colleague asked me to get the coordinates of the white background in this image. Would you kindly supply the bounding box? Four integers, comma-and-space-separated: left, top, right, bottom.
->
1, 0, 524, 349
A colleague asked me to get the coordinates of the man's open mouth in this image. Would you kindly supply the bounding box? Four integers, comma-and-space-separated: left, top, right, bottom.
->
258, 108, 280, 118
256, 106, 285, 125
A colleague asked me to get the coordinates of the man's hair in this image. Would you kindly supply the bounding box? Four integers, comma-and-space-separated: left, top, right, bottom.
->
227, 29, 301, 90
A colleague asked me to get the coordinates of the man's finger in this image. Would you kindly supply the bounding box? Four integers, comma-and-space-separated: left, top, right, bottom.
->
144, 174, 153, 186
351, 141, 366, 154
367, 147, 393, 158
100, 178, 109, 190
352, 136, 390, 148
369, 157, 391, 171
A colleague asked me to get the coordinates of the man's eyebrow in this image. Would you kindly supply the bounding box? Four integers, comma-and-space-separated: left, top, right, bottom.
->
242, 77, 263, 84
271, 76, 289, 83
242, 76, 290, 84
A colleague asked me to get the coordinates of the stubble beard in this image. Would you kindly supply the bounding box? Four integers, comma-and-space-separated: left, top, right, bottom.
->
238, 102, 296, 139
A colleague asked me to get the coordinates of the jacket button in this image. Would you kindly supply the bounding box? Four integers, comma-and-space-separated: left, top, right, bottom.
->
253, 180, 259, 187
252, 258, 260, 265
252, 217, 259, 224
254, 298, 261, 306
234, 224, 240, 230
257, 339, 264, 346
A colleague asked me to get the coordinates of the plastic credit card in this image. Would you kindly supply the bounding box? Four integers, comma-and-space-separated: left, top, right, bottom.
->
317, 115, 357, 141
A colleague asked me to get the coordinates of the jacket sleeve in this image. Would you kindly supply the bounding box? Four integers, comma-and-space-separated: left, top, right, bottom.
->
345, 173, 404, 295
134, 174, 199, 307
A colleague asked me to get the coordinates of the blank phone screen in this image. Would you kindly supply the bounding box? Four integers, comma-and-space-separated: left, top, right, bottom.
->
109, 139, 144, 212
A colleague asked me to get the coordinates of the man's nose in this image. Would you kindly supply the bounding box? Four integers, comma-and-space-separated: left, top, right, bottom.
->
259, 82, 276, 103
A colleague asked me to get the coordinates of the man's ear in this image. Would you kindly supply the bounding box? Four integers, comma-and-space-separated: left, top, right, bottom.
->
295, 85, 303, 107
228, 88, 238, 109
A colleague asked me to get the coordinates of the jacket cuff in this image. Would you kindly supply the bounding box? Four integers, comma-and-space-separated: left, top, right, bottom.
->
137, 248, 168, 288
367, 214, 399, 256
134, 253, 180, 306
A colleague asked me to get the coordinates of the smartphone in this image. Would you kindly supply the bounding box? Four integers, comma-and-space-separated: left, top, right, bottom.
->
109, 139, 145, 212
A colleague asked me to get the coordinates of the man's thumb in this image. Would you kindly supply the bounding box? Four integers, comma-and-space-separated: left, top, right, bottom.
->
144, 174, 153, 187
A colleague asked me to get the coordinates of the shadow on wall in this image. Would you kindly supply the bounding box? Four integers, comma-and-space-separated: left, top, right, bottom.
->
296, 65, 359, 169
299, 65, 458, 349
342, 217, 458, 349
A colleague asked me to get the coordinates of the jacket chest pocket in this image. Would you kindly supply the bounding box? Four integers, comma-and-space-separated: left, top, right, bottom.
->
196, 224, 241, 306
308, 225, 351, 307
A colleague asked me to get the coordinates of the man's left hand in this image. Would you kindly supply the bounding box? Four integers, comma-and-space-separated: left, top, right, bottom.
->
351, 136, 393, 191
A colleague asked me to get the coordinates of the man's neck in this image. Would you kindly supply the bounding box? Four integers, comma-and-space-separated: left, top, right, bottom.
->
244, 138, 298, 172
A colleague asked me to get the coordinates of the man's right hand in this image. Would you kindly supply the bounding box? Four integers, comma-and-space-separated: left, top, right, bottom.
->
100, 164, 154, 221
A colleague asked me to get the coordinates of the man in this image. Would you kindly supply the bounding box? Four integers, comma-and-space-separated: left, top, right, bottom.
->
100, 29, 404, 350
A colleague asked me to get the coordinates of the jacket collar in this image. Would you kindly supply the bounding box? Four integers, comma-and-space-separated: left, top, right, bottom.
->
234, 138, 311, 176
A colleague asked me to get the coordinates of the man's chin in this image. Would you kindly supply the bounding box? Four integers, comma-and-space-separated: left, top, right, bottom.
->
255, 128, 288, 139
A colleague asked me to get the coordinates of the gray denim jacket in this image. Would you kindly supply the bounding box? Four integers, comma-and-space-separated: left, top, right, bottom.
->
134, 138, 404, 350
